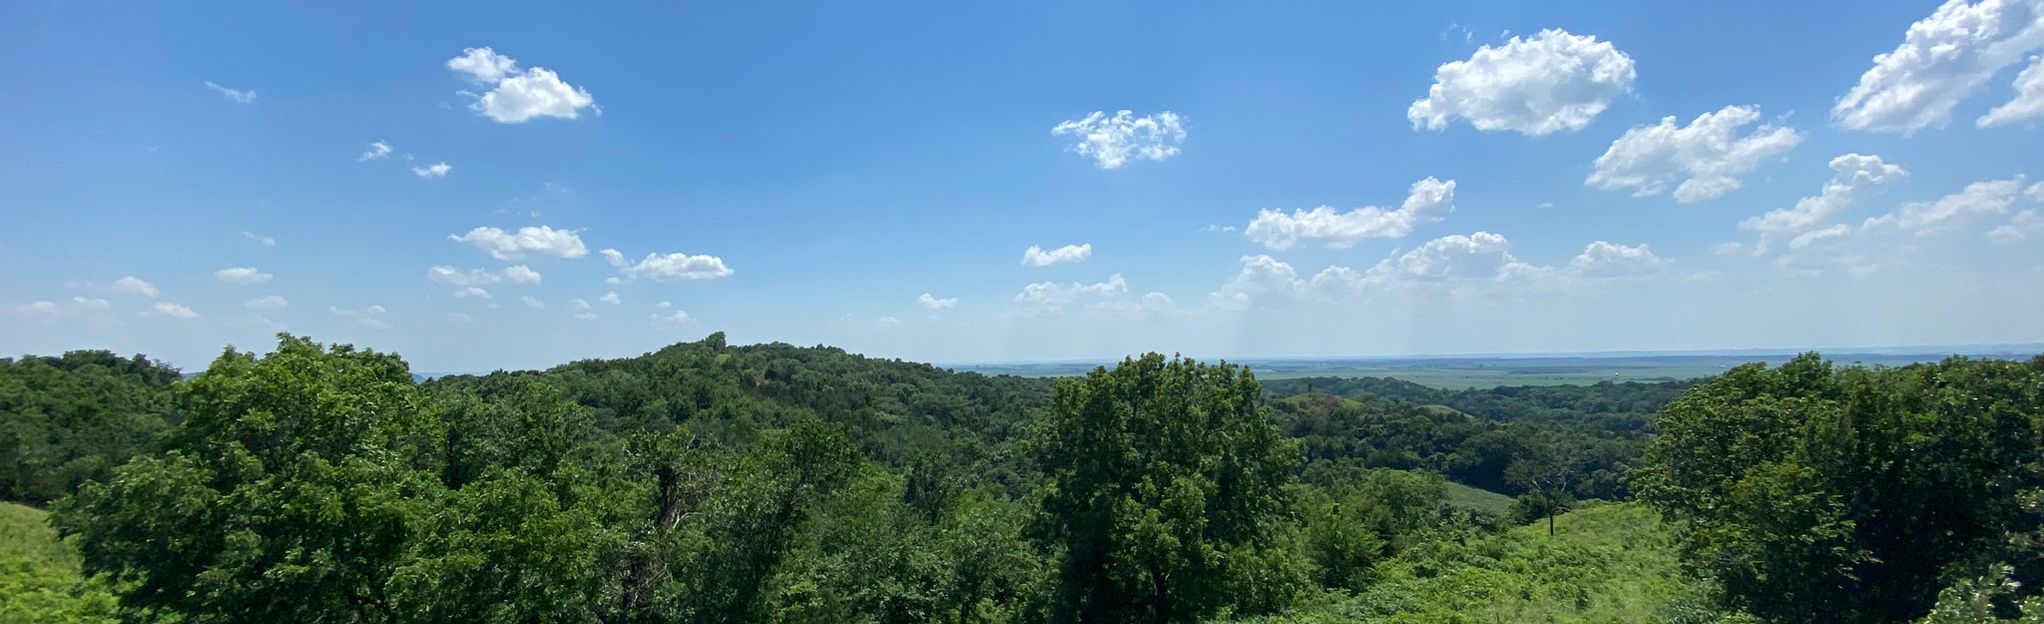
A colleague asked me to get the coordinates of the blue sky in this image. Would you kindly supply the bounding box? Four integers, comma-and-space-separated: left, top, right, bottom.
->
4, 1, 2042, 372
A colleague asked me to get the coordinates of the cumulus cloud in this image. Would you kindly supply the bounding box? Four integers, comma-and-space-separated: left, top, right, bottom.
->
1022, 243, 1092, 267
573, 298, 592, 310
650, 310, 695, 326
918, 293, 958, 309
599, 248, 627, 267
214, 266, 273, 284
71, 297, 111, 312
1408, 29, 1636, 136
12, 301, 59, 315
1988, 209, 2043, 242
1245, 177, 1455, 250
147, 302, 199, 319
204, 81, 256, 104
1207, 256, 1380, 310
453, 286, 493, 300
501, 265, 542, 284
242, 231, 276, 247
1014, 274, 1128, 310
449, 225, 589, 260
620, 251, 734, 281
1568, 241, 1666, 275
1863, 176, 2027, 234
1788, 224, 1854, 250
1586, 105, 1803, 202
245, 295, 289, 309
1833, 0, 2044, 134
599, 291, 621, 305
113, 276, 158, 298
574, 312, 597, 321
1980, 56, 2044, 127
413, 161, 453, 179
447, 47, 598, 124
1368, 232, 1518, 280
358, 141, 393, 161
521, 296, 546, 309
1051, 110, 1186, 169
1739, 154, 1908, 250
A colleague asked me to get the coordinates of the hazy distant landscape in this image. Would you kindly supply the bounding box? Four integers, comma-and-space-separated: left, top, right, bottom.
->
953, 346, 2044, 388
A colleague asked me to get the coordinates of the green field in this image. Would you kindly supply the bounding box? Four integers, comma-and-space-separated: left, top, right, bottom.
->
0, 502, 117, 623
1441, 481, 1514, 516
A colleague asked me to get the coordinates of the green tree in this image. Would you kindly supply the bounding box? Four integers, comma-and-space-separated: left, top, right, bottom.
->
1031, 354, 1305, 623
1634, 354, 2044, 624
51, 334, 444, 623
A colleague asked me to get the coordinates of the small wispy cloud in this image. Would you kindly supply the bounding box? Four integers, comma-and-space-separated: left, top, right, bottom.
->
204, 81, 257, 104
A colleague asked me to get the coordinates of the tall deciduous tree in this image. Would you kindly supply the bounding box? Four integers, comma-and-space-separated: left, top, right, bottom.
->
1031, 353, 1305, 624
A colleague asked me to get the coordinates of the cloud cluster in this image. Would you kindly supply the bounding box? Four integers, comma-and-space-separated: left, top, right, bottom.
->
1832, 0, 2044, 133
1586, 105, 1802, 202
1051, 110, 1186, 169
214, 266, 273, 284
449, 226, 589, 260
619, 251, 734, 281
1408, 29, 1636, 136
918, 293, 958, 309
1015, 274, 1128, 310
1739, 154, 1908, 250
1022, 243, 1092, 267
1244, 177, 1455, 250
447, 47, 598, 124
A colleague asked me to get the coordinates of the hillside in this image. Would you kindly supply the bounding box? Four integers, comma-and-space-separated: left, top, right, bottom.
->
0, 501, 116, 623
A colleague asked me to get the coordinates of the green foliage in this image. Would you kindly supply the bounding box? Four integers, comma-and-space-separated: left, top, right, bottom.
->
1213, 503, 1745, 624
1634, 354, 2044, 624
1033, 354, 1308, 623
0, 351, 178, 505
0, 501, 118, 624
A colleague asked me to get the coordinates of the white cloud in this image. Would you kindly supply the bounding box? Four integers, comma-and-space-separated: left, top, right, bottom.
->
501, 265, 542, 284
1368, 232, 1517, 280
413, 162, 453, 179
657, 301, 672, 309
917, 292, 958, 309
426, 266, 499, 286
573, 298, 592, 310
12, 301, 59, 315
1245, 177, 1455, 250
1568, 241, 1666, 275
1022, 243, 1092, 267
650, 310, 695, 326
358, 141, 393, 161
1586, 105, 1803, 203
366, 304, 386, 315
1739, 154, 1909, 249
621, 251, 734, 281
70, 297, 111, 312
574, 312, 597, 321
1981, 56, 2044, 126
147, 302, 199, 319
1711, 242, 1746, 257
1988, 209, 2044, 242
245, 295, 289, 309
113, 276, 158, 298
453, 286, 493, 300
1051, 110, 1186, 169
242, 231, 276, 247
1833, 0, 2044, 134
213, 266, 273, 284
599, 291, 621, 305
204, 81, 256, 104
521, 296, 546, 309
1208, 255, 1374, 310
449, 225, 589, 260
1015, 274, 1128, 310
599, 248, 627, 267
1408, 29, 1636, 136
1863, 176, 2027, 233
446, 47, 598, 124
1788, 224, 1854, 250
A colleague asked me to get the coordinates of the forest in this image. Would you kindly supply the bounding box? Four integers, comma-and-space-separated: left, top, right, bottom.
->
2, 333, 2040, 623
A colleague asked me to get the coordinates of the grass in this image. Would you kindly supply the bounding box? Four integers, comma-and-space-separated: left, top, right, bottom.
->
1442, 481, 1514, 516
1216, 502, 1742, 623
0, 501, 118, 623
